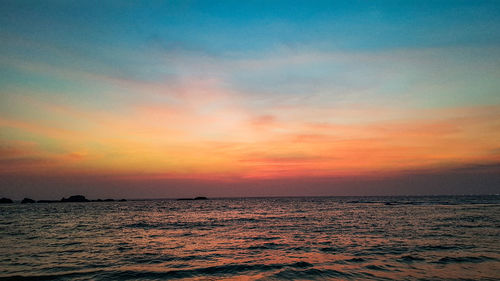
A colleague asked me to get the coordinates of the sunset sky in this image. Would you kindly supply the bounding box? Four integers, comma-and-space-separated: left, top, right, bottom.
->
1, 1, 499, 198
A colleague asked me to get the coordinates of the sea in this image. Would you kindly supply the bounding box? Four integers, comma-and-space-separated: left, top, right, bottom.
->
1, 196, 499, 280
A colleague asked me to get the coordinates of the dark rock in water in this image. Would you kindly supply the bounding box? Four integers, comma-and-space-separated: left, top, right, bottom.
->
119, 199, 127, 202
177, 196, 208, 201
0, 197, 13, 203
92, 198, 120, 202
21, 198, 35, 204
37, 200, 59, 203
61, 195, 90, 202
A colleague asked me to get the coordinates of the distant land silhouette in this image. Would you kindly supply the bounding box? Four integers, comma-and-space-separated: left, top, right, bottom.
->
0, 195, 127, 203
0, 195, 212, 203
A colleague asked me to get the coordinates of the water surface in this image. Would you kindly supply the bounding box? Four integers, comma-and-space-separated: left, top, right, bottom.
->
1, 196, 499, 280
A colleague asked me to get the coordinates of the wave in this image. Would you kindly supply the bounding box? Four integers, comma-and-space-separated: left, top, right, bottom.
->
319, 246, 346, 253
345, 257, 367, 263
1, 262, 322, 280
433, 256, 497, 264
398, 255, 425, 263
416, 244, 475, 252
247, 242, 287, 250
364, 264, 389, 271
272, 268, 352, 279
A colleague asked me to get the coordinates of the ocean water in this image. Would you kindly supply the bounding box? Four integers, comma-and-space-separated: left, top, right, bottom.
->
1, 196, 499, 280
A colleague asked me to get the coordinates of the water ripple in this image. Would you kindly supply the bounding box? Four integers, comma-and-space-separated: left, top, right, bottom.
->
1, 196, 499, 280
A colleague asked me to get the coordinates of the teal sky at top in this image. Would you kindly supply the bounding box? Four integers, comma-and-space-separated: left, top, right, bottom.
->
3, 1, 500, 52
1, 0, 500, 110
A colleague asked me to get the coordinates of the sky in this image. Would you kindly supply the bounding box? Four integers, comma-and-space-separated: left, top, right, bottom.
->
1, 1, 500, 199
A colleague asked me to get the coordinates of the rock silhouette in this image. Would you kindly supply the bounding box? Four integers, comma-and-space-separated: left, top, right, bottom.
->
60, 195, 90, 202
92, 198, 115, 202
0, 197, 13, 203
177, 196, 208, 201
21, 198, 35, 204
37, 200, 59, 203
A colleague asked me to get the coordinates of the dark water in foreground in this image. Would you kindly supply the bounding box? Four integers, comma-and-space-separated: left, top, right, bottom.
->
1, 196, 499, 280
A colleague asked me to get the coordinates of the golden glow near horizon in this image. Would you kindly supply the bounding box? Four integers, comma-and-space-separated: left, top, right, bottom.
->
2, 78, 499, 180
